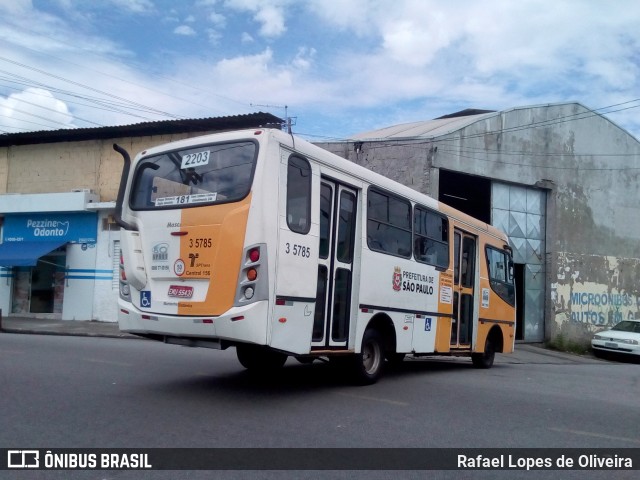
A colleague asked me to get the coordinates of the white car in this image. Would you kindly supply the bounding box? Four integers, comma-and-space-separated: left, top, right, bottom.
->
591, 319, 640, 359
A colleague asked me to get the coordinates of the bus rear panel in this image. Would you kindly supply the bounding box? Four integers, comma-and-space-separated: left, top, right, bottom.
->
118, 133, 272, 348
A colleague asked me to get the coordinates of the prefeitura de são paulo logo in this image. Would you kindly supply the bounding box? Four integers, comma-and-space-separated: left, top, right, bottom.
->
392, 267, 402, 291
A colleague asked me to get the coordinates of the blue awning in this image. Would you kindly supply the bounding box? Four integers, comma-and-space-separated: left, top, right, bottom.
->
0, 241, 67, 267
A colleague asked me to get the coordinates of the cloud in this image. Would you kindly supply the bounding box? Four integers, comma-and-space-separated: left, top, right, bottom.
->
204, 10, 226, 43
0, 88, 74, 132
1, 0, 640, 141
225, 0, 290, 38
104, 0, 154, 13
305, 0, 379, 36
0, 0, 131, 57
292, 47, 316, 71
253, 5, 285, 37
174, 25, 197, 36
207, 28, 223, 44
208, 11, 226, 28
0, 0, 34, 15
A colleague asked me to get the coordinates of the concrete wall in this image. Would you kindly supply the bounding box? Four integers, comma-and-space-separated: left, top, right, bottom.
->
445, 104, 640, 345
552, 253, 640, 344
0, 132, 213, 202
318, 141, 436, 197
92, 211, 120, 322
0, 148, 8, 194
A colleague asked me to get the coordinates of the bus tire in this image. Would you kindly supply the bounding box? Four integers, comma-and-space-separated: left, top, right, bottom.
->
472, 336, 496, 369
236, 344, 287, 372
351, 329, 384, 385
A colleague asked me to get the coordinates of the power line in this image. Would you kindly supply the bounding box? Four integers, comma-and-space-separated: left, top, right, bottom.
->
433, 147, 640, 171
6, 26, 252, 113
0, 91, 103, 127
0, 55, 184, 120
307, 101, 640, 151
302, 100, 640, 147
297, 102, 640, 172
0, 77, 159, 122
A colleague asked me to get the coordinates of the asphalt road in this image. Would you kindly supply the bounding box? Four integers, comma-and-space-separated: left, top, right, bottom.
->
1, 333, 639, 480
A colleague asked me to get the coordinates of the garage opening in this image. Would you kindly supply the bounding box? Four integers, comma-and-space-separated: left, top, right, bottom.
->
438, 170, 491, 223
438, 170, 545, 341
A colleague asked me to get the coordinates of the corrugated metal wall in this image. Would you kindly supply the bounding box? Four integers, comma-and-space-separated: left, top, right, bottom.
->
492, 182, 546, 342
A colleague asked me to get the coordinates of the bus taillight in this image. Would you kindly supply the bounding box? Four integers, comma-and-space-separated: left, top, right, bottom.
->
249, 248, 260, 262
235, 244, 267, 306
247, 268, 258, 281
120, 254, 126, 280
119, 253, 131, 301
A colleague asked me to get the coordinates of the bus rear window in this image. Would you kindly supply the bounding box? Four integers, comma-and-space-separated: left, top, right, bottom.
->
129, 141, 257, 210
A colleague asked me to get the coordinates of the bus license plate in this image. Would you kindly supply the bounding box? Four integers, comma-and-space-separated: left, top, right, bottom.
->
168, 285, 194, 298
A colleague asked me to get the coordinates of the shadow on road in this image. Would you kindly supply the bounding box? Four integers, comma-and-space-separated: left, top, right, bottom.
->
146, 356, 488, 399
592, 350, 640, 364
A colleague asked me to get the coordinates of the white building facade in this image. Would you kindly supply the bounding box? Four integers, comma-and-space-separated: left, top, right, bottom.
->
0, 113, 281, 322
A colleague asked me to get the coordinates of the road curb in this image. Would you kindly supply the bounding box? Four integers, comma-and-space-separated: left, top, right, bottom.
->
0, 326, 141, 340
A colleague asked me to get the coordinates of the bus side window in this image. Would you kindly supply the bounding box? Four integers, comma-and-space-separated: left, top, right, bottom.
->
486, 246, 515, 306
413, 206, 449, 269
461, 237, 475, 288
286, 155, 311, 234
367, 187, 411, 258
319, 183, 332, 259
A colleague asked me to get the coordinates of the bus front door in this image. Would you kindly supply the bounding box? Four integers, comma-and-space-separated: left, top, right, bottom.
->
451, 230, 476, 348
312, 179, 357, 350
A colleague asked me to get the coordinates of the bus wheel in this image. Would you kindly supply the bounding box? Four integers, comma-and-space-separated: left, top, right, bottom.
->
472, 336, 496, 369
352, 329, 384, 384
236, 344, 287, 372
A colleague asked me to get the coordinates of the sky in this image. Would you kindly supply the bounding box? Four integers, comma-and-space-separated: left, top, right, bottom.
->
1, 0, 640, 142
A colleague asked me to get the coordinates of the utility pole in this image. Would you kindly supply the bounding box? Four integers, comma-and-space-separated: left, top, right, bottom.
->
250, 104, 296, 133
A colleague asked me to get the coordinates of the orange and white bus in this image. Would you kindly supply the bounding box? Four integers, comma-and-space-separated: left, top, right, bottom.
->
114, 127, 516, 384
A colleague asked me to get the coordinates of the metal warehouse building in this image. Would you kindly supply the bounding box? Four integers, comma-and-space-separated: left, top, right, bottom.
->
315, 102, 640, 347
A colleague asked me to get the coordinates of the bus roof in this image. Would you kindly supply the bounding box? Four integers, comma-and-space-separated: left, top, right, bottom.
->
135, 127, 509, 243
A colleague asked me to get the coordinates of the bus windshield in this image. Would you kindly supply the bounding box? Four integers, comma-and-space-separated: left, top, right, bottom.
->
129, 140, 257, 210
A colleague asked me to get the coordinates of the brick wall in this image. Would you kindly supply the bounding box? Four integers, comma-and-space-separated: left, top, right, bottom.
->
1, 132, 205, 201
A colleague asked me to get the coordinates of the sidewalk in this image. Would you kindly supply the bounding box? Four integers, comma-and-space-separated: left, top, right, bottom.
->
0, 315, 603, 364
0, 315, 137, 339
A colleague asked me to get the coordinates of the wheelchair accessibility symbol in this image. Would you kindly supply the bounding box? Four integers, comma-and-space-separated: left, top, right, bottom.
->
140, 291, 152, 308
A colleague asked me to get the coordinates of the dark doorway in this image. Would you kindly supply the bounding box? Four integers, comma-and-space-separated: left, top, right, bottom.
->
439, 169, 526, 341
11, 251, 66, 315
438, 170, 491, 223
29, 254, 66, 313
